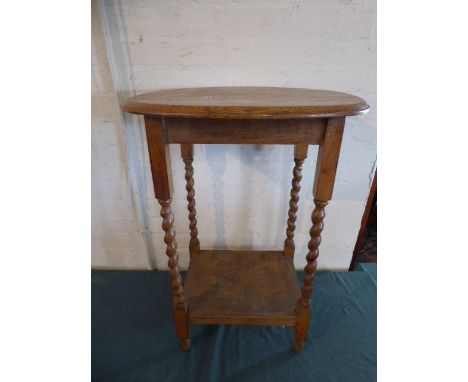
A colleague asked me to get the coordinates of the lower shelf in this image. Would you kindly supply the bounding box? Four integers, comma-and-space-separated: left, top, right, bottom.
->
184, 250, 301, 326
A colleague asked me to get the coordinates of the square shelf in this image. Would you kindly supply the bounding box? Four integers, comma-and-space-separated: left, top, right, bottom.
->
184, 250, 301, 326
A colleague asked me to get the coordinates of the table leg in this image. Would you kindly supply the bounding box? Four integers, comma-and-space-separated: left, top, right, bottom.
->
295, 117, 345, 352
295, 199, 328, 352
181, 143, 200, 257
145, 117, 191, 351
284, 144, 308, 258
159, 199, 191, 351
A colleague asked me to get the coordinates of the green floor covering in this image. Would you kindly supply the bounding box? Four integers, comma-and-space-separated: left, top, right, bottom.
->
92, 266, 376, 382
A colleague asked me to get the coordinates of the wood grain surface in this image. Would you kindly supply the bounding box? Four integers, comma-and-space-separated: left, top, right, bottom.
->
184, 250, 300, 326
125, 86, 369, 352
164, 117, 325, 144
123, 87, 369, 119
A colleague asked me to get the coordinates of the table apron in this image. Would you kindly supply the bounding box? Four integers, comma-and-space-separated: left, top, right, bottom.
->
162, 117, 326, 145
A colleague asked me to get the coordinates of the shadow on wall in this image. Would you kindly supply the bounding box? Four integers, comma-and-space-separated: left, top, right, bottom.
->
205, 144, 295, 251
205, 144, 227, 248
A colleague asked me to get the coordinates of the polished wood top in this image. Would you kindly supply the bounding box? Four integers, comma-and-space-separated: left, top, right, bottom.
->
123, 87, 369, 119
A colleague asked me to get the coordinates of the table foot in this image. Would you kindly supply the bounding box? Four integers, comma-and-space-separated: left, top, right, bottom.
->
293, 340, 305, 353
181, 338, 191, 351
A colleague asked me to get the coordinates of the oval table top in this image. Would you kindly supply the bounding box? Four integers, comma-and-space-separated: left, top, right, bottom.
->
122, 87, 369, 119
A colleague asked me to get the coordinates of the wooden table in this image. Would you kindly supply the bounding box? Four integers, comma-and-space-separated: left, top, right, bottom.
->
123, 87, 369, 352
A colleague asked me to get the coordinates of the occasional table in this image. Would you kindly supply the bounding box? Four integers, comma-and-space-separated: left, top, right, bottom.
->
123, 87, 369, 352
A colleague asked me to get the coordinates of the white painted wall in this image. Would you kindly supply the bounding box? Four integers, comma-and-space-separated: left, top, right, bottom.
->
92, 2, 152, 269
93, 0, 376, 271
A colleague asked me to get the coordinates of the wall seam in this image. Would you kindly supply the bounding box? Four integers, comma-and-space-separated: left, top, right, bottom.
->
97, 0, 158, 270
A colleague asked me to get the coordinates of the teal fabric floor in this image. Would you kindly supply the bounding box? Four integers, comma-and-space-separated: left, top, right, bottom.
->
92, 266, 376, 381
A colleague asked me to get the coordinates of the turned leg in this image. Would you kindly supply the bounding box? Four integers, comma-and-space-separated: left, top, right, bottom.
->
144, 116, 191, 351
284, 144, 308, 257
159, 199, 191, 351
295, 117, 345, 352
295, 199, 328, 352
181, 144, 200, 257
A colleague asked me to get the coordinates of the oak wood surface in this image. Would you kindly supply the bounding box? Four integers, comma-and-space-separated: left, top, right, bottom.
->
312, 117, 345, 201
144, 116, 173, 200
144, 116, 190, 350
164, 117, 325, 145
293, 118, 345, 352
180, 144, 200, 257
184, 250, 300, 326
295, 199, 328, 352
124, 87, 369, 119
124, 86, 369, 352
159, 193, 190, 350
284, 144, 308, 257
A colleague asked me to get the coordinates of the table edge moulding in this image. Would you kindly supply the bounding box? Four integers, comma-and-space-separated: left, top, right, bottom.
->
122, 87, 369, 353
